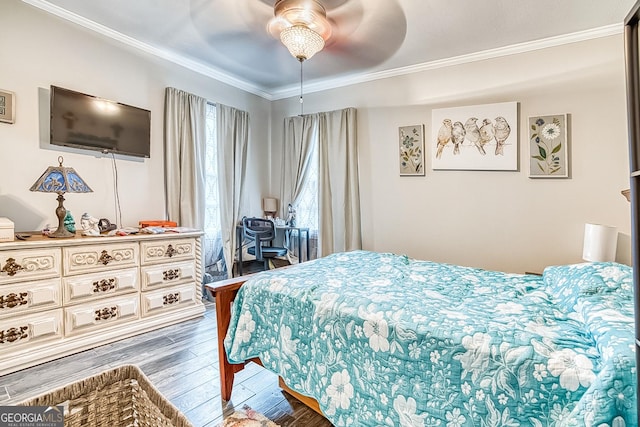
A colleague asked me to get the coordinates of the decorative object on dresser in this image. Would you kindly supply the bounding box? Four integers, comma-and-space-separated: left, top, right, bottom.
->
582, 223, 618, 262
0, 217, 14, 242
63, 211, 76, 233
0, 231, 204, 375
29, 156, 93, 238
139, 220, 178, 228
80, 213, 100, 236
0, 89, 15, 124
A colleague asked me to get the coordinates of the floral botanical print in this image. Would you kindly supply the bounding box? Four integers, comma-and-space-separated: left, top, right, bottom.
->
528, 114, 568, 177
225, 251, 636, 426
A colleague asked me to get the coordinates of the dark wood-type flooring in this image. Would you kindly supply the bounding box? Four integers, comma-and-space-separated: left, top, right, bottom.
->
0, 298, 333, 426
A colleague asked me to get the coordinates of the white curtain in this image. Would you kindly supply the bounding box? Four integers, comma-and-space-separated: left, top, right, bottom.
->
318, 107, 362, 256
216, 104, 249, 276
163, 87, 207, 229
280, 115, 317, 218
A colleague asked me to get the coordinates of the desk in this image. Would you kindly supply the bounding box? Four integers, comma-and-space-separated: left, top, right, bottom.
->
235, 225, 310, 276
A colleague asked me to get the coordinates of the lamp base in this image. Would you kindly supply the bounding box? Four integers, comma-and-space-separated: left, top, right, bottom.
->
48, 193, 75, 239
49, 226, 75, 238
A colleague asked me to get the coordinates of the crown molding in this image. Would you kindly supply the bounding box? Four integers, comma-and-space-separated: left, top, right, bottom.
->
21, 0, 274, 100
269, 23, 623, 100
23, 0, 622, 102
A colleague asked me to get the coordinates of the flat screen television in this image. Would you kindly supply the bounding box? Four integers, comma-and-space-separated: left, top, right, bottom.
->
50, 85, 151, 158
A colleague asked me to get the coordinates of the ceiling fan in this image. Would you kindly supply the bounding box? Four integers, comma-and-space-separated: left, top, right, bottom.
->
189, 0, 406, 88
266, 0, 333, 60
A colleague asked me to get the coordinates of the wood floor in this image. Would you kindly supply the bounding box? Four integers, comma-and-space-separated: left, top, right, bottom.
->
0, 301, 333, 427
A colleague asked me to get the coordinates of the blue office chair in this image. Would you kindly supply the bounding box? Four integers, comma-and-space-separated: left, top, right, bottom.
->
243, 217, 288, 271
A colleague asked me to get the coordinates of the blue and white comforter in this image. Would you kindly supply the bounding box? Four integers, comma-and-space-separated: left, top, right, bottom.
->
224, 251, 636, 426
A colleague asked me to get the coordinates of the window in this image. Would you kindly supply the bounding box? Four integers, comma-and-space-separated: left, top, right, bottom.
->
203, 103, 225, 279
292, 136, 319, 259
294, 138, 318, 232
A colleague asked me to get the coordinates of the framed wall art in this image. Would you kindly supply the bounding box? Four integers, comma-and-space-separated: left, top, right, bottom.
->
399, 124, 425, 176
528, 114, 569, 178
431, 101, 518, 171
0, 89, 15, 124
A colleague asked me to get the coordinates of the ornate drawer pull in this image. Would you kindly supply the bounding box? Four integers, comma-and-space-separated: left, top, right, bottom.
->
98, 250, 114, 265
93, 278, 116, 293
93, 278, 117, 293
1, 258, 24, 277
163, 269, 180, 281
165, 245, 177, 258
0, 326, 29, 344
94, 306, 118, 321
163, 293, 180, 305
0, 292, 29, 309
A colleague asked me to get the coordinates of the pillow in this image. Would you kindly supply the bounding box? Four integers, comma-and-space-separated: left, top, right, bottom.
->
542, 262, 632, 312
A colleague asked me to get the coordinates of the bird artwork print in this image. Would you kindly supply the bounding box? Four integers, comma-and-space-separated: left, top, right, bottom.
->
464, 117, 482, 155
479, 119, 495, 155
432, 102, 517, 171
451, 121, 466, 155
494, 116, 511, 155
436, 119, 453, 159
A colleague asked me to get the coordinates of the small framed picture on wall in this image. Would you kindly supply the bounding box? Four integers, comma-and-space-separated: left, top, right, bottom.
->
0, 89, 15, 124
528, 114, 569, 178
399, 124, 425, 176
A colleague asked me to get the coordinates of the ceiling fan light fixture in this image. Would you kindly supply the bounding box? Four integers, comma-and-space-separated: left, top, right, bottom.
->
280, 25, 325, 61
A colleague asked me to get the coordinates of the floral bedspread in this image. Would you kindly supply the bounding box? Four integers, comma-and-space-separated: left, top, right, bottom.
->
224, 251, 636, 426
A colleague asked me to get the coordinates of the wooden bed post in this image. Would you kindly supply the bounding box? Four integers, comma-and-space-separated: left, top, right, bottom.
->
205, 276, 249, 401
205, 270, 323, 417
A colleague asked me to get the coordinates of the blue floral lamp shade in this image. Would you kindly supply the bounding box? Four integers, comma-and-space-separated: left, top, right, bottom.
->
29, 156, 92, 238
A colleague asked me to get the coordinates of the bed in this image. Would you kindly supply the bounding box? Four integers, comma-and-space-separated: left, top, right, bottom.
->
209, 250, 637, 426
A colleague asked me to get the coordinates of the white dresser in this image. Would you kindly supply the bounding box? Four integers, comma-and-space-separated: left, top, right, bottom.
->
0, 231, 205, 375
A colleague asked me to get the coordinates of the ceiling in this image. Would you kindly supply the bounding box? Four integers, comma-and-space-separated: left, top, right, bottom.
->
24, 0, 637, 99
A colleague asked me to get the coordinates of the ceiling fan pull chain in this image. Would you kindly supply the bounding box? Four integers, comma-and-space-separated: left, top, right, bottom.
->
299, 58, 304, 116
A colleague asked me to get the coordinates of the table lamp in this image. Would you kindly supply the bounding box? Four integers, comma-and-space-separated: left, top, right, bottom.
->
30, 156, 93, 238
263, 197, 278, 218
582, 223, 617, 262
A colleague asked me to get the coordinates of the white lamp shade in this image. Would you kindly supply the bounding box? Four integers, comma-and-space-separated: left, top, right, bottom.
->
582, 223, 618, 262
263, 198, 278, 213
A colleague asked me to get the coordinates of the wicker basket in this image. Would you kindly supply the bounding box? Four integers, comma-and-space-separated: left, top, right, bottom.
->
19, 364, 193, 427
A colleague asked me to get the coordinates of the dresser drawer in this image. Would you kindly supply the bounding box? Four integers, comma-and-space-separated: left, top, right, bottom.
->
0, 278, 61, 318
0, 248, 61, 285
0, 309, 63, 348
140, 261, 195, 291
141, 284, 197, 317
140, 238, 195, 265
64, 243, 139, 275
64, 295, 139, 336
63, 267, 139, 305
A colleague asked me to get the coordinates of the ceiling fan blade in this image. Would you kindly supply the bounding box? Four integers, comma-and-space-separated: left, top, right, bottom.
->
323, 0, 406, 68
190, 0, 273, 39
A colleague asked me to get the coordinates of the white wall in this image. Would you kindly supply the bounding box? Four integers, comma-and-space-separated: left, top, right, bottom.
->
271, 35, 631, 273
3, 1, 630, 274
0, 1, 270, 231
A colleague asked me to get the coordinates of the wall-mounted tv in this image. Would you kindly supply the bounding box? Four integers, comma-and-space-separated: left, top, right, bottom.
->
50, 86, 151, 158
